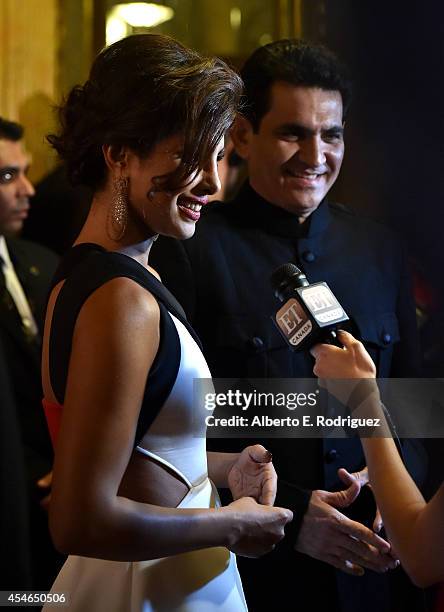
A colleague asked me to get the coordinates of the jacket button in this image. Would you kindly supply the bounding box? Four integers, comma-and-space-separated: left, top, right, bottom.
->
250, 336, 264, 350
324, 449, 338, 463
302, 251, 316, 263
382, 333, 391, 345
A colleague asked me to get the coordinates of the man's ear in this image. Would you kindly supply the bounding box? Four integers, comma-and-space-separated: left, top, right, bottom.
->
102, 144, 129, 174
230, 115, 255, 161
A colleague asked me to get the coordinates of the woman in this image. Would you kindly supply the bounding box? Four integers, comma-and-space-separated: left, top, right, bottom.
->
311, 330, 444, 589
41, 34, 292, 611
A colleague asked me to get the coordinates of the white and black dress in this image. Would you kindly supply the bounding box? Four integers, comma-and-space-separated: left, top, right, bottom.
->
43, 244, 247, 612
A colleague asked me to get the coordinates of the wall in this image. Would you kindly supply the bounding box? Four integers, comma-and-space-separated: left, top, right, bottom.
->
0, 0, 93, 182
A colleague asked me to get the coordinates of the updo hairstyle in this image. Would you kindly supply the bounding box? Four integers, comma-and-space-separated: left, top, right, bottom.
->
48, 34, 243, 192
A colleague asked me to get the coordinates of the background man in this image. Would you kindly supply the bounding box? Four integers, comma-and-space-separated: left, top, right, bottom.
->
0, 336, 32, 590
151, 41, 424, 611
0, 117, 60, 589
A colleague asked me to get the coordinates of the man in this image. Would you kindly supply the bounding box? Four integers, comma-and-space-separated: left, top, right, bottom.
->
151, 41, 424, 611
0, 117, 60, 589
0, 336, 32, 590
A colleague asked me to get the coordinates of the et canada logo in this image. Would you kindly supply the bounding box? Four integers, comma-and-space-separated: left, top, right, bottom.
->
301, 285, 345, 324
275, 298, 312, 346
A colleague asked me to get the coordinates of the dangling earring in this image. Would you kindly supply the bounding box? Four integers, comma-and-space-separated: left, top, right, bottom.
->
107, 175, 128, 241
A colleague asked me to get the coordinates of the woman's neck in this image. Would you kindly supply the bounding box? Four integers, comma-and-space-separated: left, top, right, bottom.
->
117, 236, 158, 266
75, 192, 158, 267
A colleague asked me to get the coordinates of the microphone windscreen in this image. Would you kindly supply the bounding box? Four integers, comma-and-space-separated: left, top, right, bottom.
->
270, 263, 301, 292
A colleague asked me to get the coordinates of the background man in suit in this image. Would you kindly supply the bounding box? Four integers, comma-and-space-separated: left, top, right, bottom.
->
0, 336, 32, 591
0, 117, 61, 589
151, 41, 424, 611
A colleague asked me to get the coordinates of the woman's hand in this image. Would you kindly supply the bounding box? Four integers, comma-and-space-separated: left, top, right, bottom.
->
310, 330, 378, 408
223, 496, 293, 557
227, 444, 277, 506
310, 330, 376, 380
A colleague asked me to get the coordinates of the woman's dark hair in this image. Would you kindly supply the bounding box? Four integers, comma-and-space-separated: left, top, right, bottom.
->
48, 34, 243, 190
241, 39, 352, 131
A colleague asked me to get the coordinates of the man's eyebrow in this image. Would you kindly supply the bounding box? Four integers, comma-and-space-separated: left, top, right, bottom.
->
274, 123, 344, 136
323, 125, 344, 135
274, 123, 311, 135
0, 164, 30, 174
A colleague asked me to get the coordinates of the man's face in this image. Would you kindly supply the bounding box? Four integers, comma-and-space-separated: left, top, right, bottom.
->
235, 82, 345, 219
0, 138, 34, 235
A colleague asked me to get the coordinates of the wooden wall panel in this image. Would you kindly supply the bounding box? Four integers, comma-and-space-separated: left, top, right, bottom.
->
0, 0, 57, 181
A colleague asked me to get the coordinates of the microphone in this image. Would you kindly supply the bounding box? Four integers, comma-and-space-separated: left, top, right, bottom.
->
270, 263, 349, 351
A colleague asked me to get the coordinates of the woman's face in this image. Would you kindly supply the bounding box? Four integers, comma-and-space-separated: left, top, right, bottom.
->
125, 133, 224, 240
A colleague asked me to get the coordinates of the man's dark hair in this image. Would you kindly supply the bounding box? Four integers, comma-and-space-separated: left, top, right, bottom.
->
48, 34, 243, 191
0, 118, 24, 141
241, 39, 352, 131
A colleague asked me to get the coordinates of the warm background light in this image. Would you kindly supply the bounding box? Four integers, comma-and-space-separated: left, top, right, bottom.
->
106, 16, 128, 46
106, 3, 174, 45
115, 2, 174, 27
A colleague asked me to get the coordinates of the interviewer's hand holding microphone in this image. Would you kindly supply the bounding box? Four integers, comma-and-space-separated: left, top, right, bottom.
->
310, 329, 381, 414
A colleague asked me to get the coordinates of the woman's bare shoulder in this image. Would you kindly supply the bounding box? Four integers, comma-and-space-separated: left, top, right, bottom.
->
77, 275, 160, 330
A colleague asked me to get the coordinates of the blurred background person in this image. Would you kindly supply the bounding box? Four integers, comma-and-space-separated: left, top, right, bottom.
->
0, 335, 32, 591
0, 117, 61, 590
22, 164, 92, 256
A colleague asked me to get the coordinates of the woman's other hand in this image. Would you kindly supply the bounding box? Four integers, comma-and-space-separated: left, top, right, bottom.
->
228, 444, 277, 505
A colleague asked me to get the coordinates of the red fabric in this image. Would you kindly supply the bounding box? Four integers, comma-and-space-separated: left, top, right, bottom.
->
42, 398, 63, 448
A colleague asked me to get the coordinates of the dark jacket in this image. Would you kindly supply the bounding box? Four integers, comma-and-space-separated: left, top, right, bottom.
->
1, 237, 58, 483
0, 236, 60, 590
0, 336, 32, 590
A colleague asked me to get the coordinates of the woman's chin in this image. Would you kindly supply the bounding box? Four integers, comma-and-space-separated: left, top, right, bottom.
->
168, 222, 197, 241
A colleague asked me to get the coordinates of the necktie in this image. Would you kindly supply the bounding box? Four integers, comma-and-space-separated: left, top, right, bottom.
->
0, 256, 39, 342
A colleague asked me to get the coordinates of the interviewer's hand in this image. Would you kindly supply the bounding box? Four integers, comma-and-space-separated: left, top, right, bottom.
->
228, 444, 277, 505
224, 496, 293, 558
311, 330, 376, 380
310, 330, 379, 407
295, 473, 397, 576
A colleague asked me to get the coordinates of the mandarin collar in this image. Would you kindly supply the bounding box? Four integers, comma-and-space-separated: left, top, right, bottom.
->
234, 181, 331, 239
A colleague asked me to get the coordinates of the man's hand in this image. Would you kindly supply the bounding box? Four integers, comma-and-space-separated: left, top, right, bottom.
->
295, 471, 397, 576
338, 467, 383, 533
228, 445, 277, 506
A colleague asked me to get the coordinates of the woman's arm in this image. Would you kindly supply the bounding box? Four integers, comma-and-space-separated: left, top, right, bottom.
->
362, 436, 444, 587
311, 330, 444, 587
49, 278, 292, 561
